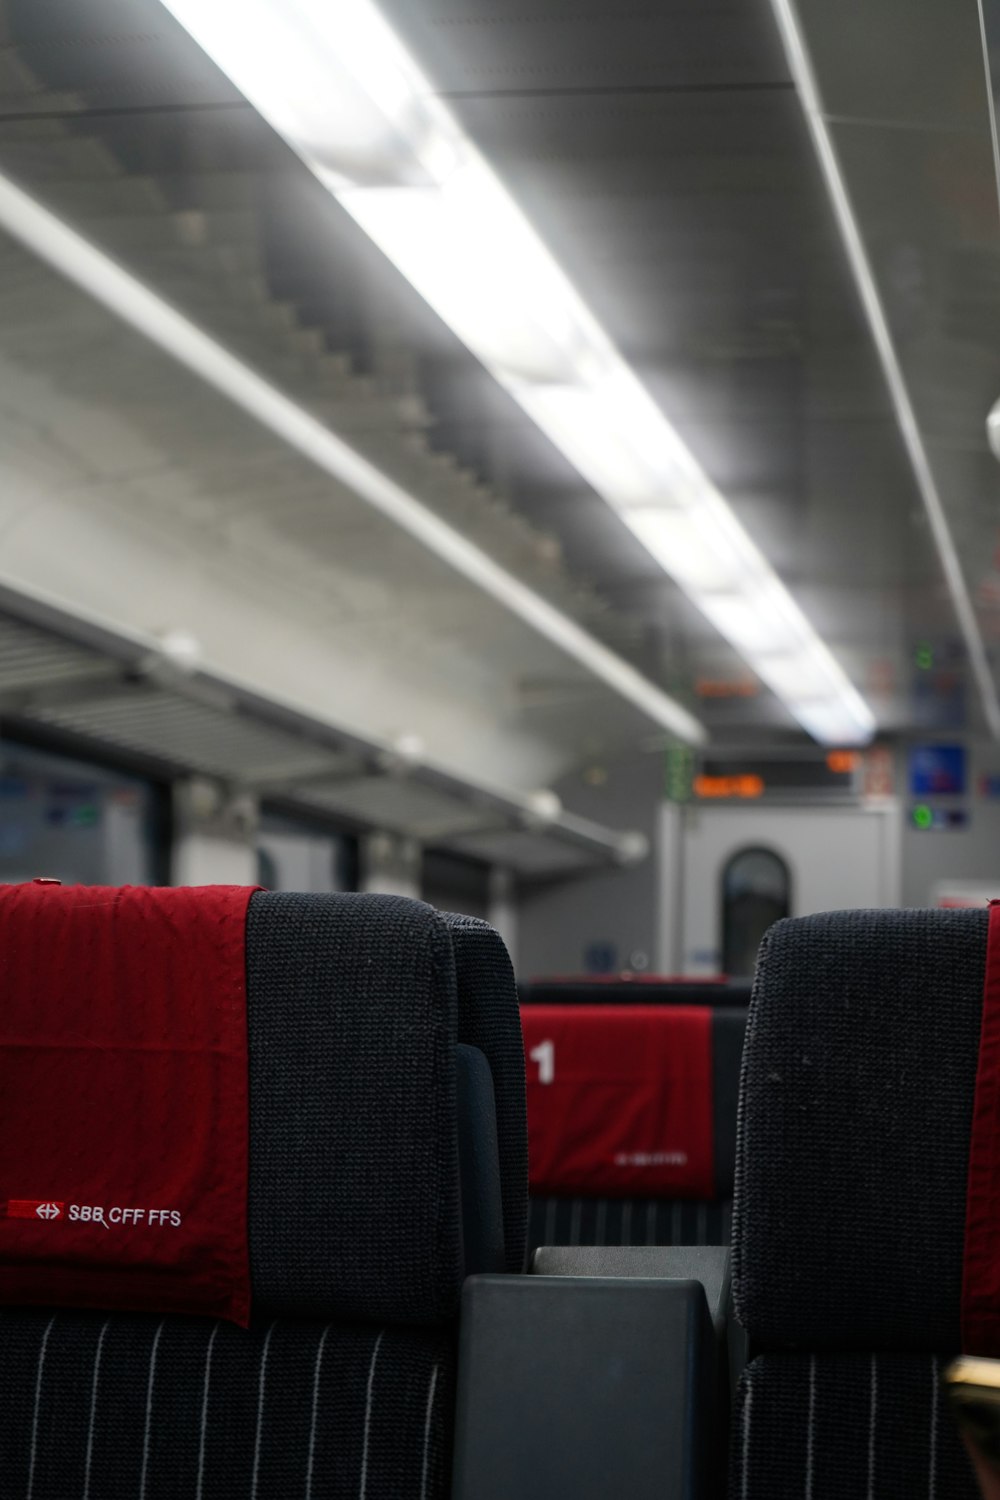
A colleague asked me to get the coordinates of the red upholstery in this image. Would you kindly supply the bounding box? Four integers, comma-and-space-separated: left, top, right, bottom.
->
0, 882, 256, 1324
521, 1004, 714, 1198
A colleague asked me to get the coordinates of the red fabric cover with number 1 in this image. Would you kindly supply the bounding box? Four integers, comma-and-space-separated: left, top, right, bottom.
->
521, 1003, 715, 1197
0, 881, 255, 1325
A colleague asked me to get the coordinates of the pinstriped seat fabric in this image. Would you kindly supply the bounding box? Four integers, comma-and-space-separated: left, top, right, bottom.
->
735, 1354, 972, 1500
0, 893, 526, 1500
730, 911, 986, 1500
2, 1312, 452, 1500
528, 1195, 733, 1253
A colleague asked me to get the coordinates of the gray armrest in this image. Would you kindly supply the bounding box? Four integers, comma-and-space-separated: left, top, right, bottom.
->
532, 1244, 730, 1328
531, 1243, 746, 1396
452, 1275, 718, 1500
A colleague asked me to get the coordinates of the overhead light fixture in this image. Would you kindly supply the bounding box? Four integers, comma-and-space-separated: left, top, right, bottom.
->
986, 399, 1000, 464
156, 628, 203, 673
0, 171, 704, 746
770, 0, 1000, 739
156, 0, 877, 745
523, 789, 564, 828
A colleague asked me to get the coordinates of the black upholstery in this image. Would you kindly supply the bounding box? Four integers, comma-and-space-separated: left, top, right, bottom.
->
456, 1045, 506, 1277
246, 892, 461, 1322
528, 1006, 745, 1255
730, 909, 987, 1500
709, 1008, 745, 1199
733, 1355, 976, 1500
0, 891, 524, 1500
733, 909, 985, 1350
444, 913, 528, 1274
0, 1309, 454, 1500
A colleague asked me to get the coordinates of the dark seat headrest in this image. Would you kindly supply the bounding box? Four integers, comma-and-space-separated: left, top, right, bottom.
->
734, 908, 986, 1351
247, 892, 465, 1323
442, 913, 527, 1274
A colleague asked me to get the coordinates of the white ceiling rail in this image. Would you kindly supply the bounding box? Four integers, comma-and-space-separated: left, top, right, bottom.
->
0, 579, 634, 864
155, 0, 876, 746
772, 0, 1000, 739
0, 169, 705, 749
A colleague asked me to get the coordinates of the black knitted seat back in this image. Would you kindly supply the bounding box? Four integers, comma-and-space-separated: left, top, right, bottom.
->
0, 892, 525, 1500
731, 909, 989, 1500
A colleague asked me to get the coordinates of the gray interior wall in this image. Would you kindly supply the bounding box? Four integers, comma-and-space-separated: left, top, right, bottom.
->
518, 735, 1000, 977
516, 751, 663, 978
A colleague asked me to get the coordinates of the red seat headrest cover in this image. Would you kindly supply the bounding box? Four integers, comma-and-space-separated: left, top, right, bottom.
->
0, 882, 256, 1325
521, 1004, 714, 1198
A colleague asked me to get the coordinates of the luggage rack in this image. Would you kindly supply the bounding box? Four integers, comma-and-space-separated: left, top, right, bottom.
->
0, 586, 638, 879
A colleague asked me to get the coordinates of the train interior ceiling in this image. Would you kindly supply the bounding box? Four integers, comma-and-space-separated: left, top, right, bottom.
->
4, 0, 1000, 1498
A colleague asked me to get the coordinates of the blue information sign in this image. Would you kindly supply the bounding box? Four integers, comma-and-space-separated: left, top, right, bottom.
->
909, 744, 966, 797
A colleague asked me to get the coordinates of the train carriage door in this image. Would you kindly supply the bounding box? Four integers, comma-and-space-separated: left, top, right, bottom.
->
721, 847, 791, 978
668, 804, 901, 976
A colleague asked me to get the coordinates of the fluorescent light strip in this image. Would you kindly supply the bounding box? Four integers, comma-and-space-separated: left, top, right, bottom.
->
978, 0, 1000, 466
978, 0, 1000, 211
155, 0, 876, 746
772, 0, 1000, 739
0, 170, 705, 746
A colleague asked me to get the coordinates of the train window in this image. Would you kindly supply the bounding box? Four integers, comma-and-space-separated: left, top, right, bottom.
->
0, 739, 167, 886
257, 811, 357, 892
721, 846, 791, 977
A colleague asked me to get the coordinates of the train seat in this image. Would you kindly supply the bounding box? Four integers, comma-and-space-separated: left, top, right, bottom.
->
444, 912, 528, 1274
731, 908, 991, 1500
0, 886, 526, 1500
520, 974, 753, 1007
522, 1000, 746, 1255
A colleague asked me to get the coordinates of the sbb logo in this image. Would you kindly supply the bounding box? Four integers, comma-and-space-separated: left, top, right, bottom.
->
5, 1199, 182, 1227
6, 1200, 64, 1221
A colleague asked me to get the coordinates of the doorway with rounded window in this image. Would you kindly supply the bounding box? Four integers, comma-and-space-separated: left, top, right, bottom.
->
721, 846, 791, 977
